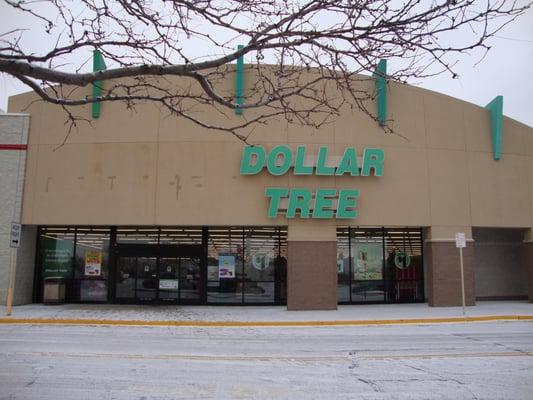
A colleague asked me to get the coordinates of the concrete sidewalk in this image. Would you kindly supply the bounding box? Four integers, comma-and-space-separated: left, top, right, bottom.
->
1, 301, 533, 326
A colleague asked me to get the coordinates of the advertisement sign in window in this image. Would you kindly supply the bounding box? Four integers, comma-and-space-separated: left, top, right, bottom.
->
218, 255, 235, 279
41, 237, 73, 278
352, 242, 383, 280
159, 279, 179, 290
207, 265, 220, 286
251, 253, 271, 271
84, 250, 102, 276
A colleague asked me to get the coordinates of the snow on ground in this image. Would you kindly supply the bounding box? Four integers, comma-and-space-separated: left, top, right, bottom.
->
3, 301, 533, 322
0, 321, 532, 399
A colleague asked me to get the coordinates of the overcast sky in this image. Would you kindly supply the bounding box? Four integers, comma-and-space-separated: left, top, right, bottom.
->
1, 4, 532, 127
409, 7, 533, 128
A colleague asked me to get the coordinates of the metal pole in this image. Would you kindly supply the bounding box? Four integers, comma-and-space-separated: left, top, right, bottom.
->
5, 247, 16, 316
459, 246, 466, 316
5, 126, 25, 316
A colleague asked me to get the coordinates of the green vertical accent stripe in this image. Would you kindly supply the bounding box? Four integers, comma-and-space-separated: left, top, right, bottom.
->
485, 95, 503, 160
235, 45, 244, 115
373, 59, 387, 126
92, 50, 107, 119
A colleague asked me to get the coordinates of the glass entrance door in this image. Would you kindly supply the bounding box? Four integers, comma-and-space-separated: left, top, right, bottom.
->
116, 256, 137, 301
158, 258, 179, 302
136, 257, 158, 302
179, 257, 201, 302
115, 255, 201, 304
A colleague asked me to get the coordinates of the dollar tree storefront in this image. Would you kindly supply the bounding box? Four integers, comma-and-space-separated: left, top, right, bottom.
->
31, 145, 425, 306
5, 69, 533, 310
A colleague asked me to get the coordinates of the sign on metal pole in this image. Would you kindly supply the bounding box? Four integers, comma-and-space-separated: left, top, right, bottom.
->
455, 232, 466, 248
455, 232, 466, 315
10, 222, 21, 248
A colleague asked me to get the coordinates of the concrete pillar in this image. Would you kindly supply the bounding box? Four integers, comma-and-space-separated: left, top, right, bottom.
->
525, 229, 533, 303
287, 222, 337, 310
425, 226, 476, 307
0, 114, 30, 306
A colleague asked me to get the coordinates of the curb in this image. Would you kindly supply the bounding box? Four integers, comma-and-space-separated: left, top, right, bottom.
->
0, 315, 532, 327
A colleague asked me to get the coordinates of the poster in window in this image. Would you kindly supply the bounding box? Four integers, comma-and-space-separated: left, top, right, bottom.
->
207, 265, 220, 286
41, 237, 74, 278
352, 242, 383, 280
337, 258, 344, 273
218, 255, 235, 279
159, 279, 179, 290
251, 253, 271, 271
85, 250, 102, 276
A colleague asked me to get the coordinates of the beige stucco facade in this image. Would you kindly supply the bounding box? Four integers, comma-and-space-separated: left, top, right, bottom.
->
7, 68, 533, 308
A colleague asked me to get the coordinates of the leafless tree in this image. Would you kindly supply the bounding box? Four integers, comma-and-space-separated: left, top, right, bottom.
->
1, 0, 530, 141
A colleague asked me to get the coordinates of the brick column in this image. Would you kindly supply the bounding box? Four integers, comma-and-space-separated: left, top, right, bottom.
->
425, 227, 476, 307
525, 230, 533, 303
287, 222, 337, 310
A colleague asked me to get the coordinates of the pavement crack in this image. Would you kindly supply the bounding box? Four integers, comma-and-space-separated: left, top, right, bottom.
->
452, 334, 484, 343
454, 334, 528, 356
24, 379, 36, 387
405, 362, 465, 385
356, 377, 383, 393
404, 359, 481, 399
491, 341, 529, 355
347, 350, 383, 392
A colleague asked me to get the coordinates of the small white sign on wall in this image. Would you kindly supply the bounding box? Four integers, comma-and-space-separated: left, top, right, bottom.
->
10, 222, 21, 248
455, 233, 466, 248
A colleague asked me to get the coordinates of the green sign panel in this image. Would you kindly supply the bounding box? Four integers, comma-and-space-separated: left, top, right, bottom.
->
240, 145, 384, 219
41, 237, 74, 278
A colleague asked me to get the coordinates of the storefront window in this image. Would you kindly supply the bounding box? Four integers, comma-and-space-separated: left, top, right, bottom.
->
207, 227, 286, 304
178, 257, 201, 300
207, 227, 244, 303
116, 228, 159, 244
384, 229, 424, 302
244, 227, 277, 281
37, 225, 286, 305
278, 228, 287, 304
159, 227, 202, 244
116, 257, 136, 299
351, 229, 385, 302
243, 227, 278, 303
337, 228, 350, 302
75, 227, 110, 302
244, 282, 274, 303
38, 227, 111, 302
337, 227, 424, 304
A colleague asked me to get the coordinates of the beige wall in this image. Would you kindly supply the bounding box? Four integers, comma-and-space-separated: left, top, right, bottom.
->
8, 72, 533, 235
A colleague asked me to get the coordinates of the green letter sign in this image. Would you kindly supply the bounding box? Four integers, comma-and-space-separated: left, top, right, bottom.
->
242, 146, 384, 219
240, 146, 265, 175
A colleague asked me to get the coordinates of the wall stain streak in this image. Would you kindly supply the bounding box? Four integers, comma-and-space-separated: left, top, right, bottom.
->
45, 177, 52, 192
169, 174, 182, 200
107, 176, 116, 190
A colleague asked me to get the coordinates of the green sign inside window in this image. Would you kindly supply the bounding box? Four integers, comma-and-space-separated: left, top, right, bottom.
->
41, 237, 74, 278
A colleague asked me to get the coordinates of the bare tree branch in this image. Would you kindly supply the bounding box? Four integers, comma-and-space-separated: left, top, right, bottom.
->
1, 0, 531, 140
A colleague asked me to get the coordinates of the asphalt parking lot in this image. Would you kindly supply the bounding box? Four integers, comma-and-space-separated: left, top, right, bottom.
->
1, 320, 532, 399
